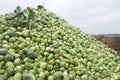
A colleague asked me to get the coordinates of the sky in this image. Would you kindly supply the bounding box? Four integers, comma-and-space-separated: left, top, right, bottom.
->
0, 0, 120, 34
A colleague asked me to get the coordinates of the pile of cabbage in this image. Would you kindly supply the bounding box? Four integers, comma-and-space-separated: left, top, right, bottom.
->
0, 5, 120, 80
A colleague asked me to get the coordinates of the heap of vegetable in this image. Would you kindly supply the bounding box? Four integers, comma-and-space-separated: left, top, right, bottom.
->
0, 5, 120, 80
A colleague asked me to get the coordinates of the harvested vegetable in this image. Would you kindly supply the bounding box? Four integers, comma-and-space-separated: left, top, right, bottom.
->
0, 5, 119, 80
0, 48, 7, 55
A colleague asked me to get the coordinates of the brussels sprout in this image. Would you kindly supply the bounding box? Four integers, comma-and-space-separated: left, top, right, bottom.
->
24, 57, 33, 62
14, 66, 22, 73
24, 62, 33, 69
47, 64, 53, 71
4, 55, 14, 62
26, 50, 36, 59
29, 70, 36, 75
81, 75, 88, 80
43, 52, 49, 56
51, 43, 60, 49
44, 70, 49, 77
74, 76, 80, 80
39, 71, 45, 79
0, 69, 5, 75
48, 76, 54, 80
0, 55, 4, 61
0, 48, 7, 55
63, 70, 68, 77
68, 71, 76, 80
46, 47, 54, 52
0, 75, 7, 80
40, 62, 47, 69
23, 73, 35, 80
5, 62, 14, 68
54, 71, 63, 80
5, 67, 14, 76
8, 76, 14, 80
14, 73, 22, 80
5, 30, 15, 37
14, 58, 21, 65
88, 75, 96, 80
53, 63, 60, 71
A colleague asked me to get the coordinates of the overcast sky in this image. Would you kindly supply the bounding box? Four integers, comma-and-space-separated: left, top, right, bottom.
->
0, 0, 120, 34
